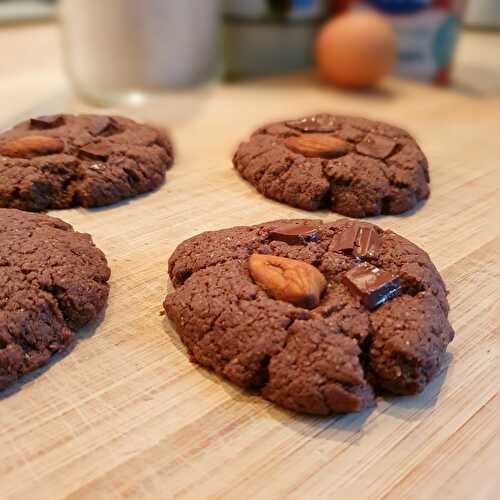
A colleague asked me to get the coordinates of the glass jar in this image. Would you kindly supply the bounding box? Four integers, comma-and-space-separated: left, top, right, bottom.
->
60, 0, 221, 105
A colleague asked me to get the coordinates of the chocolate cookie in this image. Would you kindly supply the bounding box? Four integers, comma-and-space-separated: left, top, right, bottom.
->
164, 219, 453, 415
0, 209, 110, 389
233, 114, 430, 217
0, 114, 173, 211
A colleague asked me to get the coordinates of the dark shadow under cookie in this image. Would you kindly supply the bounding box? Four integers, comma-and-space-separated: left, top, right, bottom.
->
0, 209, 110, 390
0, 114, 173, 211
233, 114, 430, 218
163, 218, 453, 416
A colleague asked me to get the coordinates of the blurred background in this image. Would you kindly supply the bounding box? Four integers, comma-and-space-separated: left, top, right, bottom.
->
0, 0, 499, 109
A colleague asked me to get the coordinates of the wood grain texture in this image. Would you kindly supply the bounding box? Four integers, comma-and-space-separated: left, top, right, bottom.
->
0, 24, 499, 500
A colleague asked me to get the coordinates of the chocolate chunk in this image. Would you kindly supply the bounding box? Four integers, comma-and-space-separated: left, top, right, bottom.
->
331, 224, 381, 259
89, 116, 119, 136
340, 125, 365, 142
342, 263, 401, 310
356, 134, 396, 159
330, 226, 358, 253
30, 114, 65, 129
286, 114, 337, 133
269, 222, 320, 245
78, 143, 113, 161
353, 226, 381, 259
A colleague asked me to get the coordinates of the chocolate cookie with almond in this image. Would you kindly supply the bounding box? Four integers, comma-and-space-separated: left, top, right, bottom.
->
163, 218, 453, 415
233, 113, 429, 217
0, 114, 173, 211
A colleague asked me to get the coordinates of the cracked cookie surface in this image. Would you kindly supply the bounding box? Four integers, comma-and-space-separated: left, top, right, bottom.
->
0, 114, 173, 211
0, 209, 110, 389
163, 218, 453, 415
233, 114, 430, 217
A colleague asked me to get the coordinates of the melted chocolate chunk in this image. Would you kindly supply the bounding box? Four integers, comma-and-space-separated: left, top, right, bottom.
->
269, 222, 320, 245
342, 262, 401, 310
286, 114, 337, 133
356, 134, 396, 159
330, 226, 358, 253
78, 143, 113, 161
353, 225, 381, 259
330, 224, 381, 259
30, 114, 65, 129
89, 116, 119, 136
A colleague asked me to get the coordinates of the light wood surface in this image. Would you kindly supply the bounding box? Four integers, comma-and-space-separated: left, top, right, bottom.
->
0, 23, 499, 500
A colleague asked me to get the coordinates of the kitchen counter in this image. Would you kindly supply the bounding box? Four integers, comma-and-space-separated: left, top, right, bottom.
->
0, 23, 498, 500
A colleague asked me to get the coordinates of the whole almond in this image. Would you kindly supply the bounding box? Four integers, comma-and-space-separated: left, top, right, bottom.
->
0, 135, 64, 158
284, 134, 352, 158
248, 254, 327, 309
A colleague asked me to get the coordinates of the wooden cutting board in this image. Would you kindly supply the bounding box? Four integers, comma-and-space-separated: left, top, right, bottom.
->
0, 25, 498, 500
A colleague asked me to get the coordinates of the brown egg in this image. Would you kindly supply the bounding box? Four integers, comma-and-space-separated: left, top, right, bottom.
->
315, 10, 396, 89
